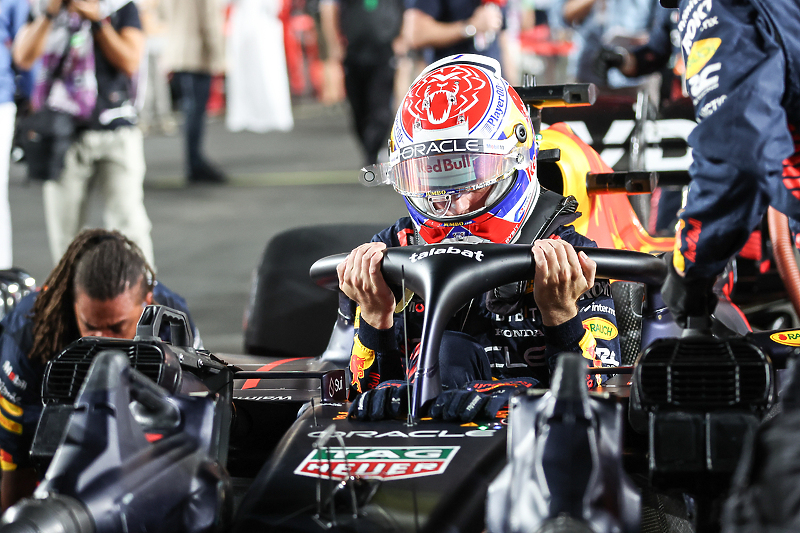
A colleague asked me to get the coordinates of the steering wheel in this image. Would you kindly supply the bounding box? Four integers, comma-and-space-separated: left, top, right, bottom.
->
310, 243, 666, 418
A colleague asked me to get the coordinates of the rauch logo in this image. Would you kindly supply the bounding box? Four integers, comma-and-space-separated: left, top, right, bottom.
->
583, 317, 618, 340
294, 446, 460, 481
770, 331, 800, 347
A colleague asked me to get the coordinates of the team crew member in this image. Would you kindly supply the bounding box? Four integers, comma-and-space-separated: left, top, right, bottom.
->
0, 229, 199, 511
337, 55, 620, 418
658, 0, 800, 325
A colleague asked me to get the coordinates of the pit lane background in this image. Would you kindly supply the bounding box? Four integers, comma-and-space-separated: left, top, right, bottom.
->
8, 103, 407, 355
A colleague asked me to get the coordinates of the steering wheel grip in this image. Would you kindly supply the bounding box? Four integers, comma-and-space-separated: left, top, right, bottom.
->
309, 244, 667, 293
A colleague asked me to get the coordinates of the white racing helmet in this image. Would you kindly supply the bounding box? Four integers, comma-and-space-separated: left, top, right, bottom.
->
362, 54, 539, 244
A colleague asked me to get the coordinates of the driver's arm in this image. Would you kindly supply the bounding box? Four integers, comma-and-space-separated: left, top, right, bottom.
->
338, 242, 404, 396
531, 238, 595, 328
403, 5, 502, 51
533, 234, 621, 387
337, 242, 395, 330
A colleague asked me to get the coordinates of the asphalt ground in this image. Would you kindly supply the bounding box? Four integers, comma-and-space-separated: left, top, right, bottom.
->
9, 102, 407, 354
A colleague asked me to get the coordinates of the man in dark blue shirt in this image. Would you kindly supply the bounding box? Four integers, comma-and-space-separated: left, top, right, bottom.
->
319, 0, 404, 166
0, 229, 199, 511
404, 0, 505, 66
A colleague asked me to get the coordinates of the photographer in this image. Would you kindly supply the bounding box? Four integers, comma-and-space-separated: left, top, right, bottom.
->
12, 0, 154, 268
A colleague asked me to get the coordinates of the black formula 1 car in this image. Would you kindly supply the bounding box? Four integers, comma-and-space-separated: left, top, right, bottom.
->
230, 242, 786, 533
2, 239, 794, 533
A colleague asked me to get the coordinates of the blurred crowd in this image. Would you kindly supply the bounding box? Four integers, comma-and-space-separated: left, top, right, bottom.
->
137, 0, 681, 161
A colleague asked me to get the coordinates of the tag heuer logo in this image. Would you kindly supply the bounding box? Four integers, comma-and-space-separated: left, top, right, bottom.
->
294, 446, 460, 481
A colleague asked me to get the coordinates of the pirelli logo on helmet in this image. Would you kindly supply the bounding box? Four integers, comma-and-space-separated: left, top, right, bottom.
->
399, 138, 484, 162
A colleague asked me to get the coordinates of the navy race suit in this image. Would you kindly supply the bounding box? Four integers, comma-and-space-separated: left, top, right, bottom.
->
672, 0, 800, 279
0, 283, 198, 472
347, 217, 621, 397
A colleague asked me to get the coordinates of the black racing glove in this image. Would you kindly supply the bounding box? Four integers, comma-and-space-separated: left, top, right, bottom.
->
485, 281, 529, 316
429, 389, 490, 422
661, 251, 717, 329
348, 380, 409, 421
593, 46, 627, 82
428, 378, 539, 422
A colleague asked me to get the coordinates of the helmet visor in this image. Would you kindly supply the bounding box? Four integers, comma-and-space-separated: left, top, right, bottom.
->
361, 138, 530, 197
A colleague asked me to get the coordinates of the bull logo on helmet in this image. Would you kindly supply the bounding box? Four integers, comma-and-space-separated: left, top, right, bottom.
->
402, 65, 493, 134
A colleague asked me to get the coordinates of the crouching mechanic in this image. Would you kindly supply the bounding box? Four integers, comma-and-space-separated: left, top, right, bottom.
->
0, 229, 200, 511
337, 54, 621, 422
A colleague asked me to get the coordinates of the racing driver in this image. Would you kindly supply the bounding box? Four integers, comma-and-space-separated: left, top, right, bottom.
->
0, 229, 199, 511
337, 54, 621, 417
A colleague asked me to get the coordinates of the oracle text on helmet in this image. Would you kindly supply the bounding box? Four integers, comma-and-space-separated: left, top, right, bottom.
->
400, 139, 483, 161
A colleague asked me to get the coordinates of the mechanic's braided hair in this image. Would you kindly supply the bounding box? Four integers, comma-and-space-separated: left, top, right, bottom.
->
29, 229, 155, 364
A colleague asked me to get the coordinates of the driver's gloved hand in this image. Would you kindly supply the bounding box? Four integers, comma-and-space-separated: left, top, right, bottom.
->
661, 251, 717, 329
485, 281, 528, 315
429, 389, 489, 422
348, 380, 408, 421
592, 46, 627, 82
429, 378, 539, 422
